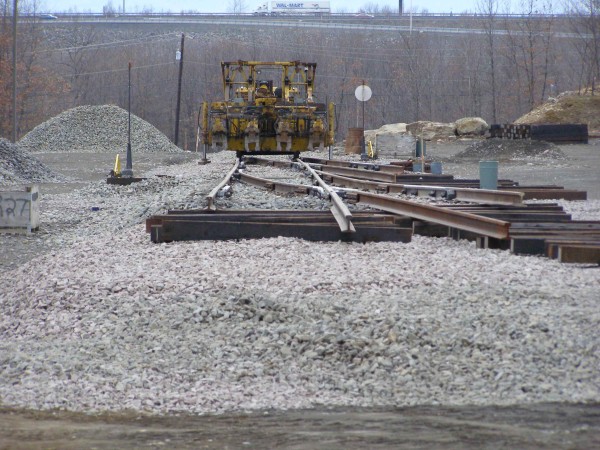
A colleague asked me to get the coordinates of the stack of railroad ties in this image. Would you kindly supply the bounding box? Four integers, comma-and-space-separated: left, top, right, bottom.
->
146, 157, 600, 265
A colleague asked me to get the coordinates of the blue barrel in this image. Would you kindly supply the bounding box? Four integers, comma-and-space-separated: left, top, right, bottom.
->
413, 162, 423, 172
430, 162, 442, 175
479, 161, 498, 190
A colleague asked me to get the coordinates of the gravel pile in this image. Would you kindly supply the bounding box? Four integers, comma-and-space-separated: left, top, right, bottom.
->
0, 138, 66, 185
0, 151, 599, 416
19, 105, 183, 154
456, 138, 565, 160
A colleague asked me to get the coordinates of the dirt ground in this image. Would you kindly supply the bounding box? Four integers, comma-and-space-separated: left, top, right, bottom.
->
428, 139, 600, 200
30, 138, 600, 200
1, 403, 599, 450
1, 139, 599, 449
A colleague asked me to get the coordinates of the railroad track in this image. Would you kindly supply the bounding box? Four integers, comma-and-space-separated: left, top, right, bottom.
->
146, 156, 600, 264
301, 156, 588, 200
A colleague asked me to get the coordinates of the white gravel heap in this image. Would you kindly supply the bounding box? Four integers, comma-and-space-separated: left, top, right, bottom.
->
457, 138, 565, 160
19, 105, 183, 154
0, 151, 599, 415
0, 138, 66, 185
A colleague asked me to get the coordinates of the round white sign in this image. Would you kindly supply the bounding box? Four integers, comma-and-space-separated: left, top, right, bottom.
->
355, 84, 372, 102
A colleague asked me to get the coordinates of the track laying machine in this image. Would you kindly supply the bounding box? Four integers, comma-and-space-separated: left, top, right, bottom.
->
200, 61, 335, 158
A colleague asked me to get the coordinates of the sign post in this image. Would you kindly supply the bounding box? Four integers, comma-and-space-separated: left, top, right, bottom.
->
354, 81, 372, 161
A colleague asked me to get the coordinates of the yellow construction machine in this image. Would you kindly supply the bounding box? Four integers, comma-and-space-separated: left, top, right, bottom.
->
200, 61, 335, 158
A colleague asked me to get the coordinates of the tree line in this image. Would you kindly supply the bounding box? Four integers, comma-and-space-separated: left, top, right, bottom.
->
1, 0, 599, 149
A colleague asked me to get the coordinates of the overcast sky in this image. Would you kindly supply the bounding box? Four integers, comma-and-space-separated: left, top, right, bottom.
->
41, 0, 493, 15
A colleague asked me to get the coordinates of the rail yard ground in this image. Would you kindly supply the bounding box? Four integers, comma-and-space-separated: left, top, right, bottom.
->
1, 119, 599, 447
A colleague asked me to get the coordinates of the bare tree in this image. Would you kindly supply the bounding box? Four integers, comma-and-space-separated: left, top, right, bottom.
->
228, 0, 248, 14
361, 3, 381, 13
0, 0, 67, 138
478, 0, 500, 123
504, 0, 556, 110
57, 26, 101, 106
569, 0, 600, 93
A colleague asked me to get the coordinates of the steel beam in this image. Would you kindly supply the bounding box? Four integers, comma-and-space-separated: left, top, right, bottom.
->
353, 191, 510, 239
147, 210, 411, 244
557, 245, 600, 264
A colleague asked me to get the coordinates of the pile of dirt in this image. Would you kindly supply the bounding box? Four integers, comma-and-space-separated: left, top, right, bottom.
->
515, 91, 600, 133
0, 138, 66, 185
456, 138, 565, 160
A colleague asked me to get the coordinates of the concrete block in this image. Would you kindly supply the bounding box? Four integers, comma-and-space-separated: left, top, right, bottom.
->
0, 185, 40, 233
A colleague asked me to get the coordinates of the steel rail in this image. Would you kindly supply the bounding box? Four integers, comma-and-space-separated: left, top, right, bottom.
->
244, 156, 299, 170
351, 191, 511, 239
206, 159, 240, 211
301, 156, 410, 173
394, 185, 524, 205
297, 161, 355, 233
240, 157, 510, 237
248, 157, 525, 205
319, 165, 399, 183
317, 169, 524, 206
236, 159, 355, 233
317, 164, 457, 183
238, 171, 313, 195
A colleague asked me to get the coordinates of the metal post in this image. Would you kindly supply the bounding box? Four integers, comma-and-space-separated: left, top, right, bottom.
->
122, 61, 133, 177
12, 0, 17, 143
361, 80, 366, 161
174, 33, 185, 147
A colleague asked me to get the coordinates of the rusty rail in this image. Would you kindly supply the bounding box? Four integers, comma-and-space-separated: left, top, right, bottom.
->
237, 171, 313, 195
297, 160, 355, 233
317, 170, 524, 206
241, 157, 511, 238
350, 191, 511, 239
206, 159, 240, 210
236, 158, 355, 233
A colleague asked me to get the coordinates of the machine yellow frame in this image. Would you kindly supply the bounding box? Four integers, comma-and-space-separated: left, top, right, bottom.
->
201, 60, 335, 158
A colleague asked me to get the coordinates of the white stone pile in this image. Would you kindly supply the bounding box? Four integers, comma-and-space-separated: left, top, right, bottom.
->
0, 150, 599, 416
0, 138, 66, 185
19, 105, 183, 154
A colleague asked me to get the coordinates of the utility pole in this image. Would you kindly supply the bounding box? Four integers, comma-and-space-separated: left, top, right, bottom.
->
122, 61, 133, 177
12, 0, 17, 143
174, 33, 185, 147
